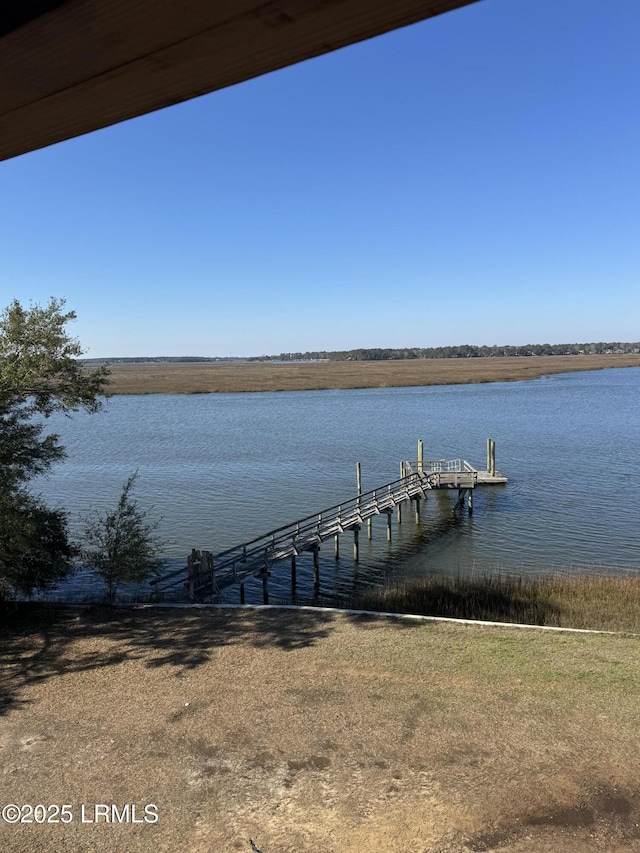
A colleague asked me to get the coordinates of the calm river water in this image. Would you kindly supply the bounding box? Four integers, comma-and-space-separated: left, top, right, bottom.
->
33, 366, 640, 603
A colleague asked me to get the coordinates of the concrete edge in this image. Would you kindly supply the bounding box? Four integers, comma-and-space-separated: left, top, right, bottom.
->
128, 602, 622, 635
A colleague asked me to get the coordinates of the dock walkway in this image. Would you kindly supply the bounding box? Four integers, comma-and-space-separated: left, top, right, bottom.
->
152, 440, 507, 604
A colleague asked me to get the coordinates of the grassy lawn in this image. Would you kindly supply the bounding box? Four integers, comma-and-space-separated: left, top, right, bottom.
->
2, 605, 640, 852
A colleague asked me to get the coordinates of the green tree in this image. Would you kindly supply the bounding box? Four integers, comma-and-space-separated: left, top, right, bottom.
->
0, 491, 74, 599
0, 297, 108, 417
0, 297, 109, 599
80, 474, 164, 604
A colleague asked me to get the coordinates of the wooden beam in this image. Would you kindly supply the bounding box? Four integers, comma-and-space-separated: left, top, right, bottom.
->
0, 0, 481, 161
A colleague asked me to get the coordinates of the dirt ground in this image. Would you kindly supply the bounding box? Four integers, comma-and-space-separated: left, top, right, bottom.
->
2, 606, 640, 853
99, 354, 640, 395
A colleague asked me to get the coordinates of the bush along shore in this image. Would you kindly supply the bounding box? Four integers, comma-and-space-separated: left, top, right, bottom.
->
354, 572, 640, 633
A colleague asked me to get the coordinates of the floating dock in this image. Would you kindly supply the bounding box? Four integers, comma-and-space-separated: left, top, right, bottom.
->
151, 438, 507, 604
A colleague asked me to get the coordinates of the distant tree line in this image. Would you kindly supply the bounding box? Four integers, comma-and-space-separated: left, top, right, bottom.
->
80, 342, 640, 364
248, 342, 640, 362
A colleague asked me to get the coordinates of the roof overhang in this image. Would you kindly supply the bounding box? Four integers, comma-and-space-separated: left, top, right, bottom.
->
1, 0, 480, 162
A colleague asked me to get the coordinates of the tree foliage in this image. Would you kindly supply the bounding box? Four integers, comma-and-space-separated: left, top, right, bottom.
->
0, 491, 74, 599
81, 474, 163, 605
0, 297, 110, 599
0, 394, 64, 489
0, 297, 109, 416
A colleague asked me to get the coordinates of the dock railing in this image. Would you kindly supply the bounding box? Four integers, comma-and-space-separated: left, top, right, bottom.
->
404, 460, 478, 488
151, 458, 484, 600
152, 468, 433, 597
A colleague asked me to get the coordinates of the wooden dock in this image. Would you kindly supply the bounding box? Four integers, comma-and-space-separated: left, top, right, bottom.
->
151, 438, 507, 603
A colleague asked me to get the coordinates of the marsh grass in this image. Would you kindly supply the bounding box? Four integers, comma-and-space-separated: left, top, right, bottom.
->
99, 354, 640, 395
356, 572, 640, 632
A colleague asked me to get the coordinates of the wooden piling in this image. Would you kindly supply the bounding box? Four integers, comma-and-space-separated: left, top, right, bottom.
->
187, 551, 195, 600
487, 437, 492, 474
356, 461, 362, 505
387, 512, 392, 541
240, 582, 245, 604
491, 440, 496, 476
367, 517, 372, 539
202, 550, 214, 592
468, 489, 474, 515
313, 545, 320, 587
456, 488, 469, 510
398, 463, 403, 523
353, 525, 360, 562
334, 533, 339, 559
415, 497, 421, 523
291, 554, 297, 587
262, 571, 269, 605
418, 439, 424, 474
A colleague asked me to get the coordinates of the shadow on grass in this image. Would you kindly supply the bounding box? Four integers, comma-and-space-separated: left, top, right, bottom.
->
4, 569, 603, 719
0, 602, 340, 717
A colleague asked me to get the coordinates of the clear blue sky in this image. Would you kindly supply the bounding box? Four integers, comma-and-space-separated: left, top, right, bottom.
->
1, 0, 639, 357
